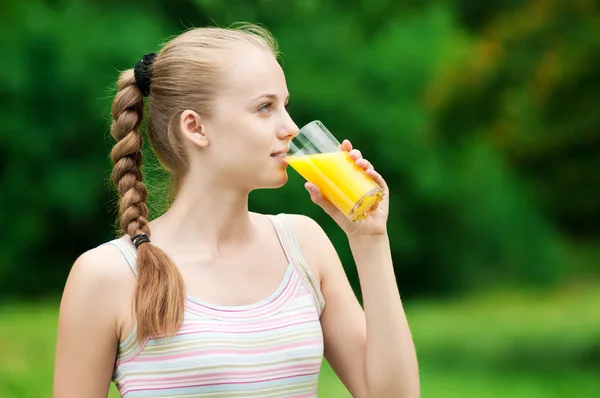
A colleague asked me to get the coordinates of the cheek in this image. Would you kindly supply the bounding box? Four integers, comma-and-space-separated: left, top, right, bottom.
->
206, 115, 272, 168
211, 140, 265, 176
228, 131, 271, 161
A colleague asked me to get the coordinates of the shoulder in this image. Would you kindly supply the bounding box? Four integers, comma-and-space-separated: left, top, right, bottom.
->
278, 213, 342, 277
68, 238, 135, 287
284, 213, 328, 241
61, 238, 136, 318
254, 212, 327, 239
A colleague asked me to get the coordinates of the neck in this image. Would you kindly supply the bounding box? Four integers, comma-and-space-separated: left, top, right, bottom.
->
149, 172, 255, 253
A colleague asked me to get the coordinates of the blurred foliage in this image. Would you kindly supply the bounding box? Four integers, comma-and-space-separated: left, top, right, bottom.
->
431, 0, 600, 237
0, 0, 598, 299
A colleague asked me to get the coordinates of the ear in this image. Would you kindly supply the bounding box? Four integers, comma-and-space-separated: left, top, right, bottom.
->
180, 110, 209, 148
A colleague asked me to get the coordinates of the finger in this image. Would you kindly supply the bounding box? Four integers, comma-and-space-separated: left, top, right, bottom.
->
366, 168, 389, 193
355, 158, 372, 171
348, 149, 362, 161
340, 139, 353, 152
305, 182, 339, 217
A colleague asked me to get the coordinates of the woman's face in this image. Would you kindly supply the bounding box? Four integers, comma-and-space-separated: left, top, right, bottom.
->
187, 46, 299, 191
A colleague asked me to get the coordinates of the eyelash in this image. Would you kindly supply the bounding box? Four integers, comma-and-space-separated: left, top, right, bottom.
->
258, 102, 290, 113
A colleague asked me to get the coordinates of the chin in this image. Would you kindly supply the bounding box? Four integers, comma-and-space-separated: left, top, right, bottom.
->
272, 170, 289, 188
261, 169, 289, 189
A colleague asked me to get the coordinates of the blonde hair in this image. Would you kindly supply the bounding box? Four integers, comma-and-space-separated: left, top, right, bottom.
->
109, 24, 277, 342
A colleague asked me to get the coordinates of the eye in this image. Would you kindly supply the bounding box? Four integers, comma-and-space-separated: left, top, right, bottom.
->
258, 102, 273, 113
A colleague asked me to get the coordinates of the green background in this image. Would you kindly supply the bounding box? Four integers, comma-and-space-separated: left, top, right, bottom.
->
1, 0, 599, 397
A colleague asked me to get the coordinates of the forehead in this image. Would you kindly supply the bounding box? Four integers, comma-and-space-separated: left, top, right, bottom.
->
219, 47, 288, 100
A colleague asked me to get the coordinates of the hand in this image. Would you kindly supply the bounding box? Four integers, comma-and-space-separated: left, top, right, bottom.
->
305, 139, 390, 237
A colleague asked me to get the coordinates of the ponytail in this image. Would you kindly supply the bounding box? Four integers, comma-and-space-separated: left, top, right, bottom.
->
110, 68, 185, 342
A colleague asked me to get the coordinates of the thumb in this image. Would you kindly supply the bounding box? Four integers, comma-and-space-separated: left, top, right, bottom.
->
305, 183, 339, 217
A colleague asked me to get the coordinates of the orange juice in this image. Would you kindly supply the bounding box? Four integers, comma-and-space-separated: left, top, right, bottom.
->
286, 151, 383, 221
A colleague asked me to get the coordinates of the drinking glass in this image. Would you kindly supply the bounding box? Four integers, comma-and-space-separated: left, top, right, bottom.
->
286, 121, 383, 222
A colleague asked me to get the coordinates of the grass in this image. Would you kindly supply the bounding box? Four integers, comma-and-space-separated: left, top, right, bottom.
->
1, 281, 599, 397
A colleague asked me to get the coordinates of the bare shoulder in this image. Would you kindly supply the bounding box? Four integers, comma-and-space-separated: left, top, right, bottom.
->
59, 238, 136, 336
66, 238, 135, 291
283, 214, 342, 280
284, 213, 328, 240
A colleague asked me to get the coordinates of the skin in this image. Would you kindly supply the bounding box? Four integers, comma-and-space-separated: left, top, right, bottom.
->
53, 45, 419, 398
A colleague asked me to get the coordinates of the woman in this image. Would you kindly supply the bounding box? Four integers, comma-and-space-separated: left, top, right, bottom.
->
53, 24, 419, 398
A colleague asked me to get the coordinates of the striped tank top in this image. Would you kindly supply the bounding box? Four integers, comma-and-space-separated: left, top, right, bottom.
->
103, 213, 326, 397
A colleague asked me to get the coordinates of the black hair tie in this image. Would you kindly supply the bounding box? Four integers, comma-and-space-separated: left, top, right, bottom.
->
131, 233, 151, 249
133, 52, 157, 97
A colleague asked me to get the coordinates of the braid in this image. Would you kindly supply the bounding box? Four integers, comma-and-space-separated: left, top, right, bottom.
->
110, 71, 149, 237
110, 69, 185, 342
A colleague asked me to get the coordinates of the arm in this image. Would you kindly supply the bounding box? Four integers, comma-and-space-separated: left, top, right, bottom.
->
295, 139, 420, 397
293, 216, 418, 398
347, 233, 419, 398
53, 246, 127, 398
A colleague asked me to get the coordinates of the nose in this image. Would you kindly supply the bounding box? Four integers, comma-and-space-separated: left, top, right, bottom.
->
278, 111, 299, 140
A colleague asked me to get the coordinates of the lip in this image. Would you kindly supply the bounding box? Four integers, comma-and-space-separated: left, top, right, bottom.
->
270, 147, 290, 157
272, 156, 288, 164
270, 148, 289, 165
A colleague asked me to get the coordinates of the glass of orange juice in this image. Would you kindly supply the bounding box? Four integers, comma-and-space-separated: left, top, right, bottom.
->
286, 120, 383, 222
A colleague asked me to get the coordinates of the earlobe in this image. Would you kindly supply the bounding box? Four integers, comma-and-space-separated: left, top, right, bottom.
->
180, 110, 209, 148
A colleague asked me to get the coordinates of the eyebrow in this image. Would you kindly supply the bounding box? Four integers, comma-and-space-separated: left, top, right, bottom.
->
252, 93, 290, 103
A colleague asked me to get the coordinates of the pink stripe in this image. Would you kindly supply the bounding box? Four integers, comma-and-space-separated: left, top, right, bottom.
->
173, 316, 318, 337
177, 319, 319, 336
185, 284, 313, 319
182, 288, 312, 324
179, 307, 316, 334
120, 371, 320, 393
131, 339, 322, 362
116, 338, 149, 366
185, 265, 293, 313
178, 315, 316, 334
184, 272, 300, 320
124, 363, 320, 386
176, 320, 318, 337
